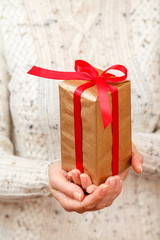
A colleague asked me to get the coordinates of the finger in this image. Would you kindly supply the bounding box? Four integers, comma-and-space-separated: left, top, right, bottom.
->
50, 187, 81, 212
50, 187, 90, 213
86, 176, 119, 205
118, 167, 131, 181
97, 177, 122, 209
105, 175, 119, 186
71, 169, 81, 185
107, 177, 122, 204
86, 184, 97, 194
81, 184, 110, 211
51, 182, 109, 213
131, 143, 144, 174
50, 170, 84, 201
80, 173, 92, 190
66, 171, 73, 182
105, 176, 121, 202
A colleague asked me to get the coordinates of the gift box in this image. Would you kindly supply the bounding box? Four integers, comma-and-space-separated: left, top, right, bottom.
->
27, 60, 132, 185
59, 68, 132, 185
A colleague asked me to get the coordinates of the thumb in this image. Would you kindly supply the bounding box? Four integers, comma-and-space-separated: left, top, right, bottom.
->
50, 170, 85, 202
131, 143, 143, 174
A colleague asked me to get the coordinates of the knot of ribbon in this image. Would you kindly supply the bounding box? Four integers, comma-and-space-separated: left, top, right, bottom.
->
28, 60, 128, 175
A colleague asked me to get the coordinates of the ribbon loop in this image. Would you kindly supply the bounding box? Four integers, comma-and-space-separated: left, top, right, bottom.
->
101, 64, 127, 82
75, 60, 99, 77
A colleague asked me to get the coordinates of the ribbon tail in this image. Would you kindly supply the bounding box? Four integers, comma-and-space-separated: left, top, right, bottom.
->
28, 66, 93, 80
96, 81, 112, 128
97, 82, 119, 175
74, 81, 95, 172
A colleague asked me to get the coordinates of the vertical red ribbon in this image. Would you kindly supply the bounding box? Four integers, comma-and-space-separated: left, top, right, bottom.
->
74, 81, 95, 172
111, 89, 119, 175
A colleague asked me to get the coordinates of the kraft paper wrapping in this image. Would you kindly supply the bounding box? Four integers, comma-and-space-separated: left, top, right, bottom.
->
59, 70, 132, 185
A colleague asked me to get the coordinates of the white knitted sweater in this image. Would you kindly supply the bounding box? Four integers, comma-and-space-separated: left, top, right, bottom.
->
0, 0, 160, 239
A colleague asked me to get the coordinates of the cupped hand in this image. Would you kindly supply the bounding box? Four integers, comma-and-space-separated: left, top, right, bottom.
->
66, 142, 143, 200
49, 142, 143, 213
48, 161, 122, 213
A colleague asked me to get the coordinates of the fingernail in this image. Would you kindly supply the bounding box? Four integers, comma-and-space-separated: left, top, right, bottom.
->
73, 192, 81, 201
109, 178, 115, 186
139, 165, 142, 173
86, 187, 92, 194
81, 175, 86, 183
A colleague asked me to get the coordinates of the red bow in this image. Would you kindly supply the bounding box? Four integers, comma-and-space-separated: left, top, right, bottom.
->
28, 60, 127, 175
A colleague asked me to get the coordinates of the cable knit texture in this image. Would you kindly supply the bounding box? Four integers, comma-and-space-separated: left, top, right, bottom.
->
0, 0, 160, 239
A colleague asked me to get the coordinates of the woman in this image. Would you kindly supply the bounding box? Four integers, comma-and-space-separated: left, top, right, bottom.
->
0, 0, 159, 239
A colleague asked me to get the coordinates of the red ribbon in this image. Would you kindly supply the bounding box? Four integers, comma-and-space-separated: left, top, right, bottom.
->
28, 60, 127, 175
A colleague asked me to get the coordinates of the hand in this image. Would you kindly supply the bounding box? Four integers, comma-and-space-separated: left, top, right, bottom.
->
49, 142, 143, 213
66, 142, 144, 205
48, 161, 122, 213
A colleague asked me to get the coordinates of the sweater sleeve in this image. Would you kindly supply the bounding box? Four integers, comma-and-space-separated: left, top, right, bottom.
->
132, 130, 160, 179
0, 34, 55, 201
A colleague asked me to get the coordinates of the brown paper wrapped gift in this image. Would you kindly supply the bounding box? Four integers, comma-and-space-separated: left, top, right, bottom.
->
59, 68, 132, 185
